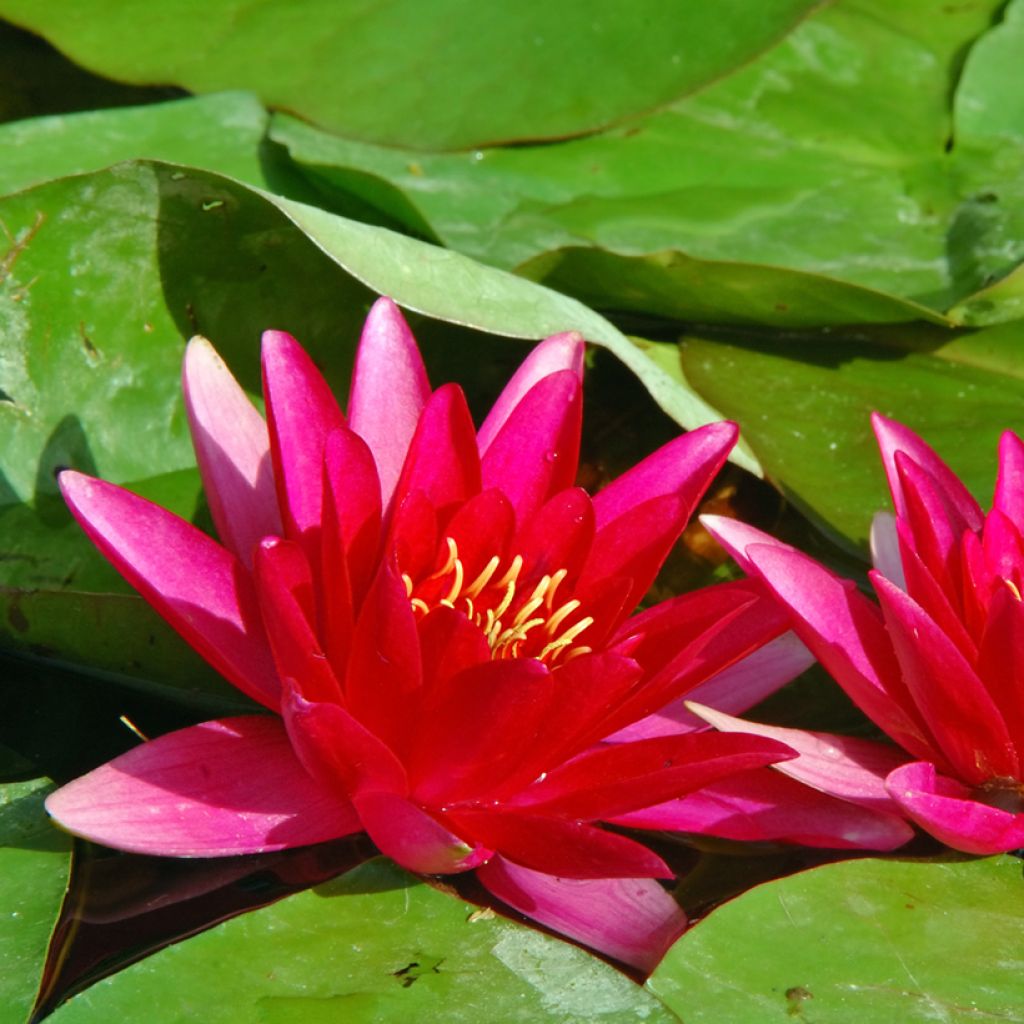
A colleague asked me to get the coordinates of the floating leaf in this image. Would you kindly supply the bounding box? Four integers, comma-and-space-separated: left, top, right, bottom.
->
648, 854, 1024, 1023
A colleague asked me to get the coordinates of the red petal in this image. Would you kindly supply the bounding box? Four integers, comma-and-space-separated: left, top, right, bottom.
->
45, 717, 359, 855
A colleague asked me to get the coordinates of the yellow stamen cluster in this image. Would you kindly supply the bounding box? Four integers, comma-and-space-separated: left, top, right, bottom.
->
402, 537, 593, 665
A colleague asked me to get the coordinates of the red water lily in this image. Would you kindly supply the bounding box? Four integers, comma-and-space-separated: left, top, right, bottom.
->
704, 413, 1024, 856
49, 298, 797, 970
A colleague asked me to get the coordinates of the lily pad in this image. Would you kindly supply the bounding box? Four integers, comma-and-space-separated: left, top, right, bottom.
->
0, 0, 818, 151
648, 854, 1024, 1023
0, 777, 73, 1024
48, 857, 679, 1023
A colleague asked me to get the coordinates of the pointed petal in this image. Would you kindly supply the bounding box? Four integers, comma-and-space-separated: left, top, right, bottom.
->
740, 541, 936, 762
45, 717, 360, 855
477, 332, 585, 455
614, 769, 914, 850
612, 632, 814, 741
59, 472, 279, 708
887, 761, 1024, 855
977, 584, 1024, 746
446, 810, 671, 879
869, 511, 904, 588
417, 605, 491, 686
262, 329, 345, 549
994, 430, 1024, 534
515, 487, 595, 584
871, 412, 983, 530
355, 791, 488, 874
254, 538, 343, 705
391, 383, 482, 517
512, 732, 794, 820
182, 336, 281, 566
699, 514, 782, 575
481, 370, 582, 524
348, 297, 431, 506
477, 857, 686, 972
873, 571, 1017, 783
282, 685, 407, 796
592, 421, 737, 529
688, 703, 908, 813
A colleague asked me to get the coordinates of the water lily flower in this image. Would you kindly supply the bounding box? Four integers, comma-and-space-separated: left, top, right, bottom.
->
48, 297, 799, 970
704, 413, 1024, 855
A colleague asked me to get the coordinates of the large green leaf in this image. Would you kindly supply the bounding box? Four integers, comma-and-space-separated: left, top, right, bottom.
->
648, 855, 1024, 1023
0, 0, 819, 151
49, 857, 679, 1023
674, 322, 1024, 551
0, 777, 72, 1024
274, 0, 1024, 326
0, 92, 270, 197
0, 160, 746, 704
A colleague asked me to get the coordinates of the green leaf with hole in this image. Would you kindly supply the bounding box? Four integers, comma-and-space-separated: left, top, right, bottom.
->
0, 0, 819, 151
648, 854, 1024, 1024
49, 858, 679, 1023
0, 777, 72, 1024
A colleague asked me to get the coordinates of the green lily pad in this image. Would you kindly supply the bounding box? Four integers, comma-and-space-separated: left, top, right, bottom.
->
0, 159, 745, 705
0, 0, 818, 151
648, 854, 1024, 1023
48, 857, 678, 1023
675, 321, 1024, 551
0, 777, 72, 1024
274, 0, 1024, 326
0, 91, 270, 197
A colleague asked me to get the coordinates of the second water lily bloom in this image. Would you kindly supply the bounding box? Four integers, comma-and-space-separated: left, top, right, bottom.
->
705, 413, 1024, 856
49, 297, 800, 970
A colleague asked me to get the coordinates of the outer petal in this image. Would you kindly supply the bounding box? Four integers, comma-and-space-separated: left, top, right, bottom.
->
688, 703, 908, 813
182, 336, 281, 566
354, 791, 489, 874
871, 412, 983, 531
887, 761, 1024, 855
592, 421, 737, 529
994, 430, 1024, 534
480, 370, 582, 524
869, 510, 904, 588
262, 329, 346, 548
59, 472, 279, 709
477, 856, 686, 972
614, 769, 914, 850
348, 297, 431, 506
45, 717, 360, 855
477, 332, 584, 455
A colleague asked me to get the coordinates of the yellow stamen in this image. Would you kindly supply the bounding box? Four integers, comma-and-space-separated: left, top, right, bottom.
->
401, 573, 414, 597
494, 554, 524, 590
443, 554, 465, 604
539, 615, 594, 660
492, 579, 518, 622
464, 555, 501, 599
545, 598, 581, 636
411, 597, 430, 615
1007, 579, 1022, 602
427, 537, 459, 581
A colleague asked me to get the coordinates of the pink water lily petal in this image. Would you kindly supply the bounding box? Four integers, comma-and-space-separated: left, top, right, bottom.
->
593, 421, 737, 529
515, 487, 595, 585
254, 538, 343, 705
740, 542, 937, 762
355, 791, 489, 874
262, 329, 346, 550
446, 810, 672, 880
477, 331, 585, 455
512, 732, 794, 820
347, 297, 431, 507
59, 472, 279, 709
869, 511, 904, 588
700, 514, 792, 574
871, 412, 983, 531
480, 370, 582, 524
477, 856, 686, 972
182, 336, 281, 566
613, 768, 914, 850
282, 686, 407, 796
46, 717, 360, 855
994, 430, 1024, 534
612, 632, 814, 741
688, 703, 908, 813
872, 572, 1018, 783
977, 585, 1024, 746
391, 383, 482, 518
886, 761, 1024, 855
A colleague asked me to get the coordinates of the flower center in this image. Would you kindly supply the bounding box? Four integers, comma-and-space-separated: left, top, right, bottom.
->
402, 537, 593, 665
